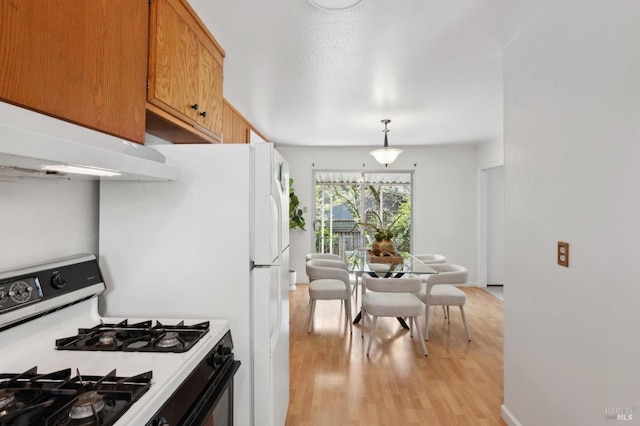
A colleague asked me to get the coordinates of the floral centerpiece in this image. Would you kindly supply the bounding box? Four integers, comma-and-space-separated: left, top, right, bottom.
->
358, 211, 402, 263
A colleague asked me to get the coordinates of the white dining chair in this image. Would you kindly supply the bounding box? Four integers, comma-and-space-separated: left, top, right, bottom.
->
414, 254, 447, 264
416, 264, 471, 341
305, 259, 353, 335
305, 253, 342, 261
306, 253, 361, 301
361, 275, 427, 356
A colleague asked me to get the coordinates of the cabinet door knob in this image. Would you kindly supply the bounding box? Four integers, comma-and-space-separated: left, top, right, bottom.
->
190, 103, 199, 111
199, 111, 207, 118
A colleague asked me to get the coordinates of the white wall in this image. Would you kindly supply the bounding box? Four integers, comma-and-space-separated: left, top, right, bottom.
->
277, 144, 478, 284
0, 179, 98, 271
502, 1, 640, 425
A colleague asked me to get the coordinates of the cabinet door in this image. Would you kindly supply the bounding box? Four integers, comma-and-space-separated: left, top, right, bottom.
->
150, 0, 199, 122
222, 100, 250, 144
195, 42, 223, 137
148, 0, 224, 142
0, 0, 148, 143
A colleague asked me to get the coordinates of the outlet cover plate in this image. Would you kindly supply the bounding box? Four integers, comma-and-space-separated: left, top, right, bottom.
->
558, 241, 569, 267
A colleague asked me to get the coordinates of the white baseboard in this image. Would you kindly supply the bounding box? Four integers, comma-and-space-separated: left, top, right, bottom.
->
501, 404, 523, 426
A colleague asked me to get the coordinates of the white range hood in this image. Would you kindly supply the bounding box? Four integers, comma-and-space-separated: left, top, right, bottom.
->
0, 102, 178, 181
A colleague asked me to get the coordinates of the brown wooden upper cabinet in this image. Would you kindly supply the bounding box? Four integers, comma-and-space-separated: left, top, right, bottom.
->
146, 0, 225, 143
222, 100, 250, 144
0, 0, 149, 143
222, 99, 271, 144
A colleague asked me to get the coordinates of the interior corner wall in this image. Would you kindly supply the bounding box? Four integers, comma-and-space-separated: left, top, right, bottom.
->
477, 136, 504, 169
277, 144, 478, 285
503, 1, 640, 425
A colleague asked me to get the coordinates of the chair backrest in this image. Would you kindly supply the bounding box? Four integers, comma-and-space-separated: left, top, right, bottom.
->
414, 254, 447, 264
305, 260, 351, 292
362, 275, 422, 293
425, 264, 468, 289
306, 253, 341, 261
306, 258, 348, 271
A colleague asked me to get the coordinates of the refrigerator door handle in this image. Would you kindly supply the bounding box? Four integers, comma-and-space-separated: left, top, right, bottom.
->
251, 260, 280, 270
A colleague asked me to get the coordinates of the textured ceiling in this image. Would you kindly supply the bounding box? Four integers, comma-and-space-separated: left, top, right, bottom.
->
189, 0, 552, 147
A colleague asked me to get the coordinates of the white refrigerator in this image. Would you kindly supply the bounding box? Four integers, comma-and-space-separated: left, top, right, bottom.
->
98, 142, 290, 426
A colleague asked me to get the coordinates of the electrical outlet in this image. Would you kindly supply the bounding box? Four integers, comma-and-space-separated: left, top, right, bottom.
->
558, 241, 569, 267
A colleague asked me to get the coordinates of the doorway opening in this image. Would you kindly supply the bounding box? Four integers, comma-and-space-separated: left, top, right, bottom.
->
485, 165, 504, 300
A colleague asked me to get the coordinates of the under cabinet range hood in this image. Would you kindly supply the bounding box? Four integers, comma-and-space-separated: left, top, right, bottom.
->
0, 102, 178, 181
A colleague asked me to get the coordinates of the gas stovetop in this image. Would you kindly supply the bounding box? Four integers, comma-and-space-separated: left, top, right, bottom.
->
0, 254, 232, 425
0, 367, 151, 426
55, 319, 210, 353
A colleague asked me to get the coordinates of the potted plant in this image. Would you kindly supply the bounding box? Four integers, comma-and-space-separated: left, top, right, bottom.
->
358, 210, 400, 256
289, 178, 305, 231
288, 178, 305, 291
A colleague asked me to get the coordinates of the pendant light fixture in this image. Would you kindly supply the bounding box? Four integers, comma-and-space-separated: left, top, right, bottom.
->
308, 0, 361, 10
369, 119, 402, 167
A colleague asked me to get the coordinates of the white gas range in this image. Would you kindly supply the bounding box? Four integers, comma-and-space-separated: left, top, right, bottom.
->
0, 254, 240, 425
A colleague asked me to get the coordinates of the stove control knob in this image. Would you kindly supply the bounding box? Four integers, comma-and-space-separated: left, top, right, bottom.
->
153, 417, 170, 426
209, 351, 224, 367
51, 273, 67, 289
214, 354, 225, 367
220, 345, 232, 356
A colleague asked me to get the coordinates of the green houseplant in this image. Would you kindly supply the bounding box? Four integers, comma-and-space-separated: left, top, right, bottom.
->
289, 178, 306, 231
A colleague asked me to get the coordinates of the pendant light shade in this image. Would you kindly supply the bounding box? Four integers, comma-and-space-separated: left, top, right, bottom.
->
369, 119, 402, 166
308, 0, 361, 10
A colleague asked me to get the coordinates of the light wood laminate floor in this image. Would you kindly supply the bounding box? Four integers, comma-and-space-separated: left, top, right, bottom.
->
287, 284, 505, 426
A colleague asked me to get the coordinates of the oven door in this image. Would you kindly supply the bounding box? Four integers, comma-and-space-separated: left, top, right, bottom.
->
148, 359, 240, 426
182, 360, 241, 426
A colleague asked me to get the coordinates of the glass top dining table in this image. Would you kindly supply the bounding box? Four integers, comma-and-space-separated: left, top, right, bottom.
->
347, 248, 437, 328
347, 248, 438, 278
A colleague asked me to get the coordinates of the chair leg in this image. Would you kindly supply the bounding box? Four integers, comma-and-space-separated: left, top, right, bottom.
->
442, 305, 447, 318
460, 306, 471, 341
360, 295, 366, 337
308, 299, 316, 333
366, 316, 378, 356
409, 317, 413, 337
446, 306, 451, 323
424, 304, 430, 341
345, 297, 353, 335
413, 316, 428, 356
352, 275, 359, 306
354, 282, 358, 307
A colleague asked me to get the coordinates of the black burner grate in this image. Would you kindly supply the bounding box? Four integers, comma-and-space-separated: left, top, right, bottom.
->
0, 367, 151, 426
55, 320, 210, 353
